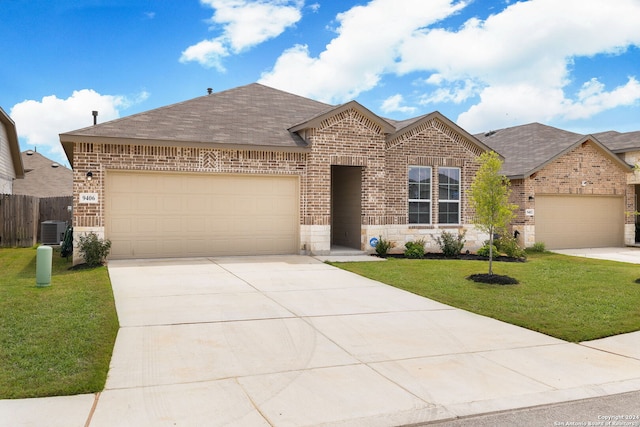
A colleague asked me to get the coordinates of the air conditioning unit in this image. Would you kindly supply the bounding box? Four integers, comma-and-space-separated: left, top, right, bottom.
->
41, 221, 67, 245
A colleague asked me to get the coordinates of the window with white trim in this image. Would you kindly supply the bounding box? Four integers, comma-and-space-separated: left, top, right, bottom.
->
438, 167, 460, 224
408, 166, 431, 224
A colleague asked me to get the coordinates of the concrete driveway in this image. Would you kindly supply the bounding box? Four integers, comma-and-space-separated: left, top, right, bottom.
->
553, 246, 640, 263
4, 255, 640, 426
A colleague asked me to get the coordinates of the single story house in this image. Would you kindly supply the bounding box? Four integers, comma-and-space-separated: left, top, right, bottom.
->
13, 150, 73, 198
60, 83, 495, 262
476, 124, 638, 250
60, 83, 640, 261
0, 107, 25, 194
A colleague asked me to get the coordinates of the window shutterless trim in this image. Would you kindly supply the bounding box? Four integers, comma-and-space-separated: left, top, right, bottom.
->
408, 165, 432, 225
438, 166, 460, 225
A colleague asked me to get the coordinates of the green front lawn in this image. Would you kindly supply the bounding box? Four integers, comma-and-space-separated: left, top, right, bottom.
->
334, 252, 640, 342
0, 248, 119, 399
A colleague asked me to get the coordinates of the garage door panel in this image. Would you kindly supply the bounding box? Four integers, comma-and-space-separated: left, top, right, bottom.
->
109, 217, 132, 235
186, 239, 208, 255
135, 175, 159, 193
106, 171, 298, 259
161, 177, 183, 193
133, 195, 157, 212
158, 216, 183, 233
186, 217, 207, 233
133, 218, 158, 234
208, 218, 231, 233
111, 194, 135, 213
186, 198, 209, 211
536, 195, 623, 249
132, 239, 160, 258
110, 240, 132, 258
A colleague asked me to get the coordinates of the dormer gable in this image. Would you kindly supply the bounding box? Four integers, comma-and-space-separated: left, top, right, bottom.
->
289, 101, 395, 137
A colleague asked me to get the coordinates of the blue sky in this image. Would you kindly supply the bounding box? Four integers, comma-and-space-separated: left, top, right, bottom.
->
3, 0, 640, 167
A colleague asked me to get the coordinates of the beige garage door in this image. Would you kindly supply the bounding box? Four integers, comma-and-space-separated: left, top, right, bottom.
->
535, 195, 624, 249
106, 171, 299, 259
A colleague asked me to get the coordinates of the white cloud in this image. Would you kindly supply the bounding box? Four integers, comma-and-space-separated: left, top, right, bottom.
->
380, 94, 416, 114
457, 84, 565, 132
180, 0, 303, 70
180, 39, 229, 72
10, 89, 146, 162
420, 79, 479, 105
260, 0, 640, 130
260, 0, 468, 103
398, 0, 640, 130
563, 77, 640, 121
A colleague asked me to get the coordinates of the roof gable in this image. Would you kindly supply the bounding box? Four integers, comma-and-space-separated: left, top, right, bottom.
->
477, 123, 631, 178
387, 111, 494, 156
289, 100, 395, 135
534, 135, 632, 177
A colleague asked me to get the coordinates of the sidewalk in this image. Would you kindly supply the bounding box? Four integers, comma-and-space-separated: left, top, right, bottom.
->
2, 255, 640, 426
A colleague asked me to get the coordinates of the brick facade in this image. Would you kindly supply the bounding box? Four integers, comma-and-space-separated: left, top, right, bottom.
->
73, 142, 308, 228
71, 107, 490, 260
509, 140, 635, 247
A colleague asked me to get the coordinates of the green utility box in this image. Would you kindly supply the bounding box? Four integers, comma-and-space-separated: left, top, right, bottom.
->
36, 245, 53, 287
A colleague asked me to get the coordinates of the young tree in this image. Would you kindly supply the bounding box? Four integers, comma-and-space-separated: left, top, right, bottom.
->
469, 151, 517, 275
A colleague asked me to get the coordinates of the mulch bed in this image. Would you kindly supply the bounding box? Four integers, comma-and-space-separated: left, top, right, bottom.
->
467, 273, 519, 285
67, 263, 104, 271
374, 252, 522, 285
378, 252, 526, 263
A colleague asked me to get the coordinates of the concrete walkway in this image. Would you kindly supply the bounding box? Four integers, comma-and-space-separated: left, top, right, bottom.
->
3, 254, 640, 426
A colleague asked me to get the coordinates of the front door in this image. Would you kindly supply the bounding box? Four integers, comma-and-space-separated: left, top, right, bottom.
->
330, 166, 362, 250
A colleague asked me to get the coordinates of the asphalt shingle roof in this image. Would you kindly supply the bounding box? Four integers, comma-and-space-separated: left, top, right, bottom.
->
476, 123, 591, 177
592, 130, 640, 153
13, 151, 72, 197
61, 83, 334, 150
67, 83, 631, 176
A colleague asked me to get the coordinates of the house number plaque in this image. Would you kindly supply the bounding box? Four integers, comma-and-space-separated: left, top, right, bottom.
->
80, 193, 99, 204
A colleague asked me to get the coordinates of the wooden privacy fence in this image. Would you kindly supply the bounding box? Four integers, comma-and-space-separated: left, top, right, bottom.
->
0, 194, 73, 247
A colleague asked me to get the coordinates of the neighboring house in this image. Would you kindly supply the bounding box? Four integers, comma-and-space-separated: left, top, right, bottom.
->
13, 150, 73, 198
592, 129, 640, 245
476, 123, 636, 250
0, 107, 24, 194
60, 83, 494, 262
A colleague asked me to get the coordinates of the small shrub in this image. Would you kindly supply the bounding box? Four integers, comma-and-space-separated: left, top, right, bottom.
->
496, 235, 526, 259
404, 239, 426, 259
78, 233, 112, 267
477, 244, 499, 258
435, 230, 466, 258
528, 242, 546, 253
375, 236, 395, 257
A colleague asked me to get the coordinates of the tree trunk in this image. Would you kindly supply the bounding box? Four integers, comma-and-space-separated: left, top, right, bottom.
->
488, 226, 494, 275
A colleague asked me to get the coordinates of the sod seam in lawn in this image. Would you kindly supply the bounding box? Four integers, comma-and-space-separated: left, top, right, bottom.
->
0, 247, 119, 399
333, 252, 640, 342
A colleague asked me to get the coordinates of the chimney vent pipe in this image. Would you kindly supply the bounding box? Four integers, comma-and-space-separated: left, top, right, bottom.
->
92, 110, 98, 125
